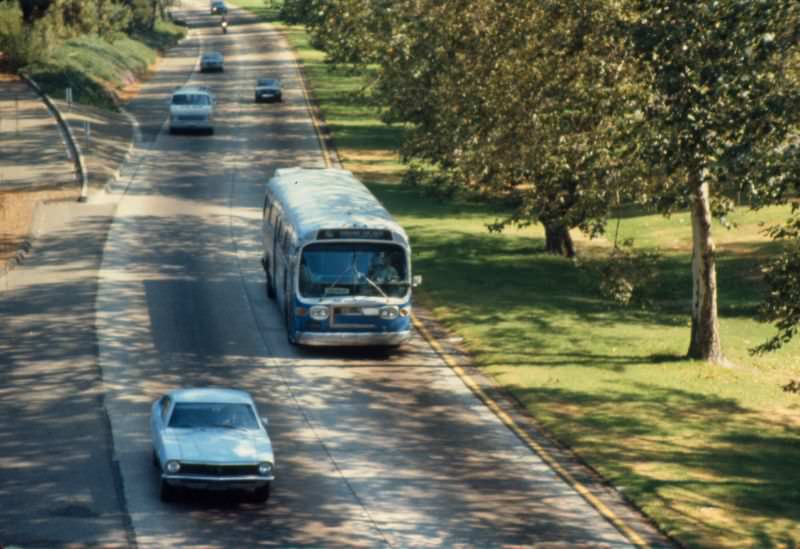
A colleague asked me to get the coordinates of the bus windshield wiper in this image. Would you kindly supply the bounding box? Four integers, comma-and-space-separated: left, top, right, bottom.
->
358, 272, 388, 299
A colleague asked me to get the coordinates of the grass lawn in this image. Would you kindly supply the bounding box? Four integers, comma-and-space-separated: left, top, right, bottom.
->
25, 19, 186, 110
235, 3, 800, 547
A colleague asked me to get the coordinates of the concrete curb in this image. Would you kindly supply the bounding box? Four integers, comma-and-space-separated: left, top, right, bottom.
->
19, 72, 89, 201
101, 96, 142, 198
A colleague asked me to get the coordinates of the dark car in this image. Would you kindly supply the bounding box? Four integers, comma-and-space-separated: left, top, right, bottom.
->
200, 52, 224, 73
255, 78, 282, 103
210, 1, 227, 14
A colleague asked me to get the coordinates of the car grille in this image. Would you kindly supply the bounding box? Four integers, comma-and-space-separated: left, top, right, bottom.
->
180, 464, 259, 476
178, 114, 207, 121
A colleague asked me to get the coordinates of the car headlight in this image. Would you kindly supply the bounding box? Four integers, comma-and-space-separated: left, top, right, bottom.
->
166, 460, 181, 474
379, 306, 399, 320
258, 462, 273, 475
309, 305, 329, 321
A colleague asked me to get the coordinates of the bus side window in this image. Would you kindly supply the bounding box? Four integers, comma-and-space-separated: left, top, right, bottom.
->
282, 229, 291, 254
275, 222, 283, 251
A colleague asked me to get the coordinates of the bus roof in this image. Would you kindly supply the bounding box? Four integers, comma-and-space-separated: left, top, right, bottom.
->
267, 167, 409, 246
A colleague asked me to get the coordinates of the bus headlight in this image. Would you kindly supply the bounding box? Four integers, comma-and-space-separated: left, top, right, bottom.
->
309, 305, 330, 321
379, 306, 399, 320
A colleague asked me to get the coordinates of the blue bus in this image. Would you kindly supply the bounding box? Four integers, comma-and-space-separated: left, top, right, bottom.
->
261, 167, 421, 346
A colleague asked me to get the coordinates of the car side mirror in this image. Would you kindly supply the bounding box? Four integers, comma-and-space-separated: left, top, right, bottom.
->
412, 275, 422, 288
261, 416, 269, 426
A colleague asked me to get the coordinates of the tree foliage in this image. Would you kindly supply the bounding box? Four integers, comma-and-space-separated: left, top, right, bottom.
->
0, 0, 57, 68
306, 0, 639, 257
626, 0, 800, 216
754, 208, 800, 353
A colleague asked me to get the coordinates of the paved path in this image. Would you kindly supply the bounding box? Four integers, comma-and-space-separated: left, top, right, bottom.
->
0, 75, 135, 272
0, 76, 75, 192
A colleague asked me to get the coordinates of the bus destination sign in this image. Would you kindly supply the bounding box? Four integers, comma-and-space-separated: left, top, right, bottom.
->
318, 229, 392, 240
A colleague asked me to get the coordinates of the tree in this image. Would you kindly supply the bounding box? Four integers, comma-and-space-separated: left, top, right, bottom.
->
626, 0, 800, 362
307, 0, 635, 257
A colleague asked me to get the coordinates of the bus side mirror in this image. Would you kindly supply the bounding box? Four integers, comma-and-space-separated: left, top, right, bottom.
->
412, 275, 422, 288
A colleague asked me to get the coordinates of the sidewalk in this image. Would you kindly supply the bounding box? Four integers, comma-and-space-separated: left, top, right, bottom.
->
0, 74, 134, 271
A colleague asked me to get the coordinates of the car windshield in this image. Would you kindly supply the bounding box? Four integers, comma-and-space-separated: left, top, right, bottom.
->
172, 94, 210, 106
258, 79, 277, 87
168, 402, 259, 429
299, 243, 408, 298
203, 54, 221, 61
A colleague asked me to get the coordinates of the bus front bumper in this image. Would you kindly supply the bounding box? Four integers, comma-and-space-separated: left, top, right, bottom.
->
295, 330, 413, 347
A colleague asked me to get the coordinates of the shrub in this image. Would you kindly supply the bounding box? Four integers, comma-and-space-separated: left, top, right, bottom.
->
596, 239, 661, 307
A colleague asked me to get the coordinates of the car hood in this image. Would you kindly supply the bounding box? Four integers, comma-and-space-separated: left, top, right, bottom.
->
165, 428, 274, 463
256, 86, 280, 91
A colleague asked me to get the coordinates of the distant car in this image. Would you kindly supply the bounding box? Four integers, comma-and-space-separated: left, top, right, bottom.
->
151, 388, 275, 502
255, 78, 282, 103
210, 0, 227, 14
200, 51, 224, 72
169, 86, 215, 134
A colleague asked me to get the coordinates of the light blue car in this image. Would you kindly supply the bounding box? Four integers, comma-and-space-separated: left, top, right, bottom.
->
150, 388, 275, 502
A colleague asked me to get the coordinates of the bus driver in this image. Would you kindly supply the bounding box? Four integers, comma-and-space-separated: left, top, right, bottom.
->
368, 252, 400, 284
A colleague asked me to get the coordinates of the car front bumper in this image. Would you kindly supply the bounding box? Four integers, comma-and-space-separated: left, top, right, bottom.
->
162, 473, 273, 491
255, 91, 281, 102
170, 116, 212, 131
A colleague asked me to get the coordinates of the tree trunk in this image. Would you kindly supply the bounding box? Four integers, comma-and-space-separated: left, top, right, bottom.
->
544, 223, 575, 258
687, 176, 724, 363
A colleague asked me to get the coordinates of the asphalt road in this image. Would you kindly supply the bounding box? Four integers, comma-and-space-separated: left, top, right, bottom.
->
0, 2, 652, 548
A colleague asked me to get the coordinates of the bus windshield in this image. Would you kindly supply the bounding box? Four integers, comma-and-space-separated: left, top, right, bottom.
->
299, 243, 408, 298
